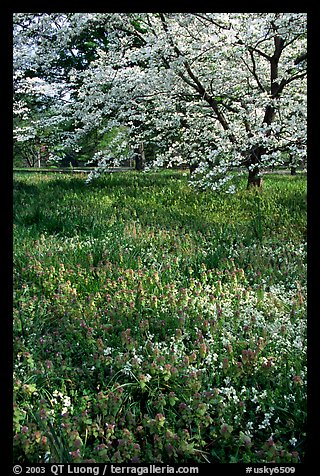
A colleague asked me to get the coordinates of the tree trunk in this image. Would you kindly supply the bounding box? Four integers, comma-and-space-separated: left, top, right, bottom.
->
290, 167, 296, 176
189, 162, 199, 175
25, 154, 33, 167
289, 153, 297, 175
134, 142, 145, 171
247, 166, 263, 189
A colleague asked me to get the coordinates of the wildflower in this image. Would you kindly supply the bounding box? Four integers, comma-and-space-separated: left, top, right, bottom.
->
292, 375, 303, 385
266, 437, 275, 447
239, 431, 252, 447
223, 357, 229, 371
95, 443, 107, 451
69, 449, 81, 459
220, 423, 233, 437
166, 443, 174, 455
199, 342, 207, 358
168, 393, 177, 406
155, 413, 166, 427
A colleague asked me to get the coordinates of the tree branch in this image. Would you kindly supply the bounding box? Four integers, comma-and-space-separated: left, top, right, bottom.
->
192, 13, 231, 31
241, 52, 266, 93
294, 52, 307, 65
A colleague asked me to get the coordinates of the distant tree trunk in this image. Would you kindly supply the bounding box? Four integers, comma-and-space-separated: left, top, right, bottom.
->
189, 162, 199, 175
289, 153, 297, 175
134, 142, 145, 171
25, 154, 34, 167
291, 167, 296, 175
25, 145, 37, 167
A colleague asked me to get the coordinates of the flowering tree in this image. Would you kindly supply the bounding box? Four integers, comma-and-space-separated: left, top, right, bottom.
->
13, 13, 307, 190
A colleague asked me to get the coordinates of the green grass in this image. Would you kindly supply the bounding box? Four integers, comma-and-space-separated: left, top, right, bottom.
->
13, 170, 307, 464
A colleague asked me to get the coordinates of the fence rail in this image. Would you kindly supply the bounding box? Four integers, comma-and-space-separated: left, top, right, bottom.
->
13, 167, 306, 176
13, 167, 134, 174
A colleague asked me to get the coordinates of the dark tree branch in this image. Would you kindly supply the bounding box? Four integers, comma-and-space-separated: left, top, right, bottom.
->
294, 52, 307, 65
241, 51, 266, 93
236, 39, 272, 61
192, 13, 231, 31
158, 13, 233, 136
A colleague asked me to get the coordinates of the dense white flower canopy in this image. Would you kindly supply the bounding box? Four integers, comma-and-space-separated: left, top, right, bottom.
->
13, 12, 307, 190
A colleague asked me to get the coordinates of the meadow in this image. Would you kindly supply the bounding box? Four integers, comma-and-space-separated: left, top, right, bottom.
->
13, 170, 307, 464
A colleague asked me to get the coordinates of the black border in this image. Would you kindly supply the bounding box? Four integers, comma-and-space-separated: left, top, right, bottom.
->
6, 4, 319, 473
